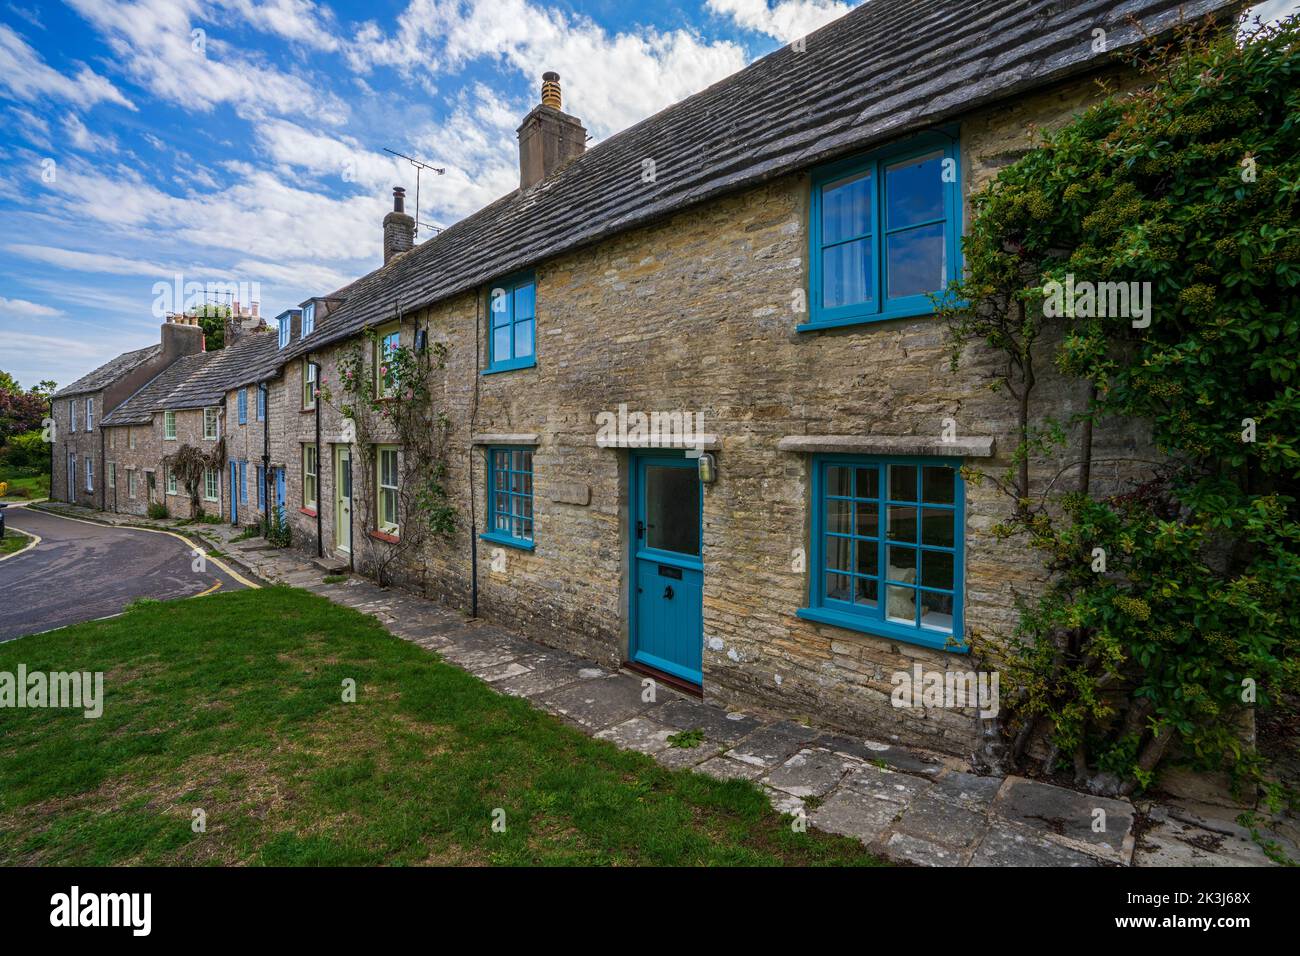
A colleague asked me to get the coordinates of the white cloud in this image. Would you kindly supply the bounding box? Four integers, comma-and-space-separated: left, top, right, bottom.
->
62, 113, 119, 154
345, 0, 749, 139
6, 106, 52, 149
6, 244, 175, 276
0, 295, 61, 318
63, 0, 347, 124
214, 0, 341, 50
0, 330, 107, 360
706, 0, 858, 40
0, 24, 135, 109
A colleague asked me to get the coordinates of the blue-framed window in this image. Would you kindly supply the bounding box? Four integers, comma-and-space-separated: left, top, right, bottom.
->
239, 460, 247, 504
302, 302, 316, 336
803, 132, 961, 332
481, 447, 534, 549
799, 456, 965, 651
256, 384, 266, 421
484, 273, 536, 374
237, 388, 247, 424
278, 316, 291, 349
256, 464, 265, 510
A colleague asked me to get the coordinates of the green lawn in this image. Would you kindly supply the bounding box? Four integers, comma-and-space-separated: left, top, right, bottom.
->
0, 529, 32, 557
0, 588, 884, 866
0, 469, 49, 501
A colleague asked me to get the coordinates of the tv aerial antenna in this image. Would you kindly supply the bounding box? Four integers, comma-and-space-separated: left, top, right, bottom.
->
384, 147, 446, 239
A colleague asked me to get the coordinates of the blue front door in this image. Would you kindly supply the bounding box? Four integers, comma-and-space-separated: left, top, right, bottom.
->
630, 454, 703, 685
229, 461, 238, 523
274, 468, 287, 515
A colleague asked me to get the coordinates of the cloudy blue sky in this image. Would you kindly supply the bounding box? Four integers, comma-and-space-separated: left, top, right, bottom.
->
0, 0, 1295, 390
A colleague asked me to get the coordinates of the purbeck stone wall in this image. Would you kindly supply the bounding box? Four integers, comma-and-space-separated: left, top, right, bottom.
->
267, 72, 1156, 755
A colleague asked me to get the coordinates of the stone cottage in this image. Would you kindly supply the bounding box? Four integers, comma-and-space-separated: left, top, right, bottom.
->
49, 0, 1238, 756
99, 317, 278, 520
50, 317, 204, 511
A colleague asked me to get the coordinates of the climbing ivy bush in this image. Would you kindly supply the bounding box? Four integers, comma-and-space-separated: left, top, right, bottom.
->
944, 15, 1300, 796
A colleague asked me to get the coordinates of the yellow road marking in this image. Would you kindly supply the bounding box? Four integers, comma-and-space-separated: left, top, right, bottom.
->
21, 508, 261, 589
192, 580, 223, 598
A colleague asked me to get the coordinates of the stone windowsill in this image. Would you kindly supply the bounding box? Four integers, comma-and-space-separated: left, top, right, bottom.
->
776, 435, 995, 458
471, 433, 540, 447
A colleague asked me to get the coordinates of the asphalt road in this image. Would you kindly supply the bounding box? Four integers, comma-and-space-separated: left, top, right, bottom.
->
0, 507, 250, 642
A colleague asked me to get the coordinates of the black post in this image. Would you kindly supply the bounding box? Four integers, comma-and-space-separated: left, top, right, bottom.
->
347, 452, 354, 573
312, 357, 322, 558
48, 398, 54, 501
261, 382, 271, 522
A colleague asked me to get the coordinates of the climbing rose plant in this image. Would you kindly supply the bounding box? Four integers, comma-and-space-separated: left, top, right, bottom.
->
941, 14, 1300, 800
325, 323, 455, 586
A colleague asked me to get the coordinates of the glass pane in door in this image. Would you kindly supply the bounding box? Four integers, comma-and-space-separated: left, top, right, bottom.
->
644, 464, 700, 557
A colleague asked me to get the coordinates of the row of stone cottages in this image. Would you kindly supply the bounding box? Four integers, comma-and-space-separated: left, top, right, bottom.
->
46, 0, 1234, 755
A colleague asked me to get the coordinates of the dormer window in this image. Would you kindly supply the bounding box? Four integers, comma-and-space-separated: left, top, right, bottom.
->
278, 316, 291, 349
302, 302, 316, 336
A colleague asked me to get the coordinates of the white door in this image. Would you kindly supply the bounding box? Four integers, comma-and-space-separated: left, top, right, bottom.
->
335, 446, 352, 553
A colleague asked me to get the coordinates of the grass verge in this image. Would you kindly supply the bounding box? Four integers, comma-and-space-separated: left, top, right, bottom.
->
0, 587, 884, 867
0, 529, 33, 557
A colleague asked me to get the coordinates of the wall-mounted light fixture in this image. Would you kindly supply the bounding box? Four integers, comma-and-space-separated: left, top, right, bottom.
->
698, 452, 717, 484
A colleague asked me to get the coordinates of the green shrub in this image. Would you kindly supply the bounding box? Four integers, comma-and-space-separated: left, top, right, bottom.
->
0, 431, 49, 471
146, 503, 169, 520
263, 507, 291, 548
943, 14, 1300, 795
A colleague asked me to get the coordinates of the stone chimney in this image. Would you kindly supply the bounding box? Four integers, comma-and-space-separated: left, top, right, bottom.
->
517, 72, 587, 190
383, 187, 415, 264
161, 314, 205, 361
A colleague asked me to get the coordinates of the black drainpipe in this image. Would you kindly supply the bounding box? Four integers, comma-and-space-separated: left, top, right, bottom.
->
99, 419, 106, 511
48, 398, 54, 501
347, 448, 354, 573
311, 355, 322, 558
261, 382, 271, 520
469, 290, 482, 618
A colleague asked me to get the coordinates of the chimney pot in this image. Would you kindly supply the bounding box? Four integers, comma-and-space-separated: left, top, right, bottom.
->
393, 186, 406, 214
541, 72, 562, 110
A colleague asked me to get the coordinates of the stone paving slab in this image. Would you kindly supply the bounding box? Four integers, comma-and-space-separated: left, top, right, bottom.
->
538, 674, 654, 731
653, 740, 722, 770
725, 721, 819, 769
763, 748, 861, 799
842, 764, 933, 805
927, 770, 1003, 811
971, 822, 1103, 867
891, 791, 988, 851
648, 696, 761, 746
811, 787, 907, 845
818, 734, 947, 777
882, 831, 975, 867
697, 756, 767, 782
595, 716, 676, 755
990, 776, 1135, 865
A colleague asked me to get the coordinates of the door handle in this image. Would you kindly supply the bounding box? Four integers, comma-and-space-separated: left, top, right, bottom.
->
663, 585, 674, 600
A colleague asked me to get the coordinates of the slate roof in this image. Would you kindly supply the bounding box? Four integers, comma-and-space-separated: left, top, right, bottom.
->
52, 344, 162, 399
101, 332, 277, 426
266, 0, 1237, 372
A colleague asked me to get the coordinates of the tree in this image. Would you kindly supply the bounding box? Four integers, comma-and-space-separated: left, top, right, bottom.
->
187, 303, 230, 350
0, 373, 52, 446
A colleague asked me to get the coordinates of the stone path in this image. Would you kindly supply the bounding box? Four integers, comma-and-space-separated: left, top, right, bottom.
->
29, 501, 1295, 867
